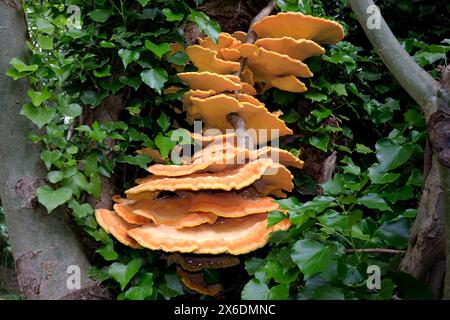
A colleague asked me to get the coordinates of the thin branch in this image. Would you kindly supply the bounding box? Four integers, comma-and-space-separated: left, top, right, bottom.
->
346, 248, 406, 255
245, 0, 276, 44
235, 0, 277, 77
349, 0, 438, 120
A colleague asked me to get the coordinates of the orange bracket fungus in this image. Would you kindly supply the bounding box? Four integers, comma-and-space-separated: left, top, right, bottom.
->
94, 7, 343, 296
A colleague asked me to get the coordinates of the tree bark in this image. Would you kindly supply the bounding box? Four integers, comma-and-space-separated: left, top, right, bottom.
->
0, 2, 110, 300
349, 0, 450, 299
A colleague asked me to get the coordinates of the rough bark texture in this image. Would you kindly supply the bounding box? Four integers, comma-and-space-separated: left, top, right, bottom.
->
0, 3, 110, 300
399, 157, 445, 282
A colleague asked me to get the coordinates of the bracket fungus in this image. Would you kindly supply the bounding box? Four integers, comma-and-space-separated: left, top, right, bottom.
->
94, 10, 344, 296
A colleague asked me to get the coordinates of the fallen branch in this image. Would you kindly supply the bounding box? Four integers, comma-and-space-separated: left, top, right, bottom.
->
346, 248, 406, 255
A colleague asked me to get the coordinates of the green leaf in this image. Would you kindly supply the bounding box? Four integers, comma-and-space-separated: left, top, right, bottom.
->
40, 150, 62, 170
154, 135, 176, 158
309, 135, 329, 152
241, 279, 269, 300
189, 11, 221, 43
36, 34, 53, 50
124, 273, 154, 300
267, 211, 289, 227
321, 174, 345, 195
137, 0, 151, 6
268, 284, 289, 300
375, 138, 414, 172
145, 40, 171, 59
93, 65, 111, 78
119, 76, 142, 90
158, 274, 184, 299
162, 8, 184, 22
118, 49, 140, 69
355, 143, 373, 154
108, 258, 143, 290
89, 9, 112, 23
10, 57, 38, 73
36, 18, 54, 34
116, 154, 151, 170
60, 103, 82, 117
305, 92, 328, 102
88, 172, 102, 198
68, 200, 94, 219
291, 240, 332, 279
20, 103, 55, 129
379, 219, 409, 249
36, 186, 72, 213
140, 68, 168, 94
157, 112, 171, 132
96, 242, 119, 261
358, 193, 392, 211
167, 51, 189, 65
245, 257, 265, 275
27, 89, 51, 107
368, 165, 401, 184
47, 171, 64, 183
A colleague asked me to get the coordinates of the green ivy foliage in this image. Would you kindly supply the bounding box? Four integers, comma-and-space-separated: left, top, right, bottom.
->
6, 0, 449, 299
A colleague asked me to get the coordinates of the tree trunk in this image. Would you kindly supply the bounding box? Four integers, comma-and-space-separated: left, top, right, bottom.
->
0, 2, 110, 300
349, 0, 450, 299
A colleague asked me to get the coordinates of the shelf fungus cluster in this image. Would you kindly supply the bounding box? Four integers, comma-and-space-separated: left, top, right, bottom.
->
95, 12, 343, 296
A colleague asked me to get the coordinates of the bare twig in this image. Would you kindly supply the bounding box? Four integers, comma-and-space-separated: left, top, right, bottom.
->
346, 248, 406, 255
235, 0, 277, 77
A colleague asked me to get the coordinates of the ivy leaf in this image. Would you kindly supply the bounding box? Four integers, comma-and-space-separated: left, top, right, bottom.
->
309, 135, 329, 152
47, 171, 64, 183
145, 40, 171, 59
137, 0, 151, 6
124, 273, 154, 300
375, 138, 414, 172
268, 284, 289, 300
35, 18, 54, 34
20, 103, 56, 129
358, 193, 392, 211
40, 150, 62, 170
119, 76, 142, 90
36, 186, 72, 213
167, 51, 189, 65
157, 112, 171, 132
140, 68, 168, 94
96, 242, 119, 261
267, 211, 289, 227
305, 91, 328, 102
241, 279, 269, 300
155, 134, 176, 158
93, 65, 111, 78
158, 274, 184, 299
36, 34, 53, 50
27, 89, 51, 107
379, 219, 409, 249
59, 103, 82, 118
89, 9, 112, 23
118, 49, 140, 69
162, 8, 184, 22
189, 11, 220, 43
355, 143, 373, 154
108, 258, 143, 290
291, 240, 332, 279
10, 57, 38, 73
116, 154, 151, 170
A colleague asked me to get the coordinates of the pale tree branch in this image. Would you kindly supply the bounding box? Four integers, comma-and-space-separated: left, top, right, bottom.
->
349, 0, 439, 120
